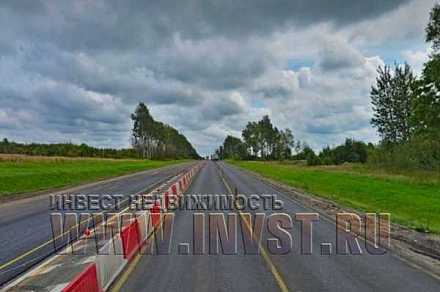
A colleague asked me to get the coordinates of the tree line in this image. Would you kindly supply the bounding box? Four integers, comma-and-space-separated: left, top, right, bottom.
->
131, 103, 200, 159
0, 139, 139, 159
300, 139, 371, 166
215, 4, 440, 171
0, 102, 200, 160
215, 115, 369, 166
368, 4, 440, 170
215, 115, 295, 161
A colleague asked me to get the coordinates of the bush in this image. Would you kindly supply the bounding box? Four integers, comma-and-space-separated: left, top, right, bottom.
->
303, 147, 322, 166
318, 138, 368, 165
368, 134, 440, 171
307, 154, 322, 166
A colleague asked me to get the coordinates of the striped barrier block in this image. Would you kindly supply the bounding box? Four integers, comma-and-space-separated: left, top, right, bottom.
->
136, 211, 152, 243
170, 184, 180, 207
178, 180, 184, 195
62, 263, 100, 292
150, 201, 161, 227
157, 192, 167, 211
120, 220, 141, 260
171, 184, 178, 197
167, 186, 179, 209
171, 184, 178, 198
164, 191, 170, 209
96, 234, 126, 291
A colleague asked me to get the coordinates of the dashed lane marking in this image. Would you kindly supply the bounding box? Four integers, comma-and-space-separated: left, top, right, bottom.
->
217, 166, 291, 292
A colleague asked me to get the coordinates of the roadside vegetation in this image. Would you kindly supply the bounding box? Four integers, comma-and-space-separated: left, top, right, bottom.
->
218, 6, 440, 233
216, 5, 440, 172
0, 155, 185, 198
0, 139, 140, 159
0, 103, 200, 161
131, 103, 200, 159
230, 160, 440, 233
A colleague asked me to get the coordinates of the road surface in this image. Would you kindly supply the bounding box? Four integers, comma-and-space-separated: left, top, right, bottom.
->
0, 162, 193, 286
118, 161, 440, 292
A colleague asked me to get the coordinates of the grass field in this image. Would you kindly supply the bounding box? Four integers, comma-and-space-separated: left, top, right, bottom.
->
0, 154, 186, 198
229, 160, 440, 233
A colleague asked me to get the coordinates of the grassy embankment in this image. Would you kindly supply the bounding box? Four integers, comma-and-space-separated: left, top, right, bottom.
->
0, 154, 187, 198
229, 160, 440, 233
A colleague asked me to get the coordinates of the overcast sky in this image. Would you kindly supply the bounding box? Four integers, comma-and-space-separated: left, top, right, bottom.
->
0, 0, 435, 156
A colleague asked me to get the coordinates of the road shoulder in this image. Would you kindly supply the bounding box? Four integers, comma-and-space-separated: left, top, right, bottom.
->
223, 161, 440, 280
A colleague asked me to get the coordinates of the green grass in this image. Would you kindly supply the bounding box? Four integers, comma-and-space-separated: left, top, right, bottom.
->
229, 160, 440, 233
0, 155, 187, 197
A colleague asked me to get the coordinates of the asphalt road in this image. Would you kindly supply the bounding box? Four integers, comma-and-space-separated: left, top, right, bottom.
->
119, 161, 440, 292
0, 162, 193, 287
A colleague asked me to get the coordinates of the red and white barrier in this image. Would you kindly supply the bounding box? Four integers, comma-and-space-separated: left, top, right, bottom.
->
136, 211, 153, 243
171, 184, 178, 198
120, 220, 141, 260
59, 163, 203, 292
178, 180, 184, 196
96, 234, 127, 291
150, 200, 161, 228
62, 263, 100, 292
164, 191, 170, 210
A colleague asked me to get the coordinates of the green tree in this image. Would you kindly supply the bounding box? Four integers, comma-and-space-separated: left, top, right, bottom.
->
371, 63, 415, 144
273, 129, 294, 160
410, 58, 440, 137
242, 121, 261, 158
131, 102, 199, 159
411, 6, 440, 137
258, 115, 276, 158
222, 135, 247, 160
426, 4, 440, 53
366, 4, 440, 171
131, 103, 154, 158
241, 116, 295, 160
302, 146, 321, 166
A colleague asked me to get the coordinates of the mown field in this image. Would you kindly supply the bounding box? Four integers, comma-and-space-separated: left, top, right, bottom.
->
0, 154, 186, 198
229, 160, 440, 233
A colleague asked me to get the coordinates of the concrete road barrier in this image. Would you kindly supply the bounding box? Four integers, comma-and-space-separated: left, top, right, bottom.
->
62, 263, 100, 292
96, 234, 127, 291
164, 191, 170, 210
150, 201, 161, 227
120, 220, 141, 260
4, 162, 204, 292
171, 184, 178, 198
136, 211, 152, 243
178, 180, 184, 196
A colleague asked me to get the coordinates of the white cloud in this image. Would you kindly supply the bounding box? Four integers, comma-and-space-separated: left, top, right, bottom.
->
402, 49, 430, 74
344, 0, 436, 46
0, 0, 434, 156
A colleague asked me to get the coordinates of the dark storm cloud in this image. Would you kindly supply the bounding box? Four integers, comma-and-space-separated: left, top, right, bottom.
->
305, 114, 369, 134
149, 49, 268, 90
0, 0, 420, 153
1, 0, 410, 50
202, 97, 246, 121
119, 0, 410, 40
317, 40, 365, 72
